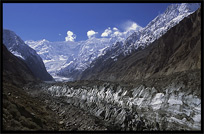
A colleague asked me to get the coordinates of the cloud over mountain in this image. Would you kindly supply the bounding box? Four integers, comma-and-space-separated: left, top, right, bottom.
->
101, 27, 112, 37
87, 30, 98, 39
65, 30, 76, 42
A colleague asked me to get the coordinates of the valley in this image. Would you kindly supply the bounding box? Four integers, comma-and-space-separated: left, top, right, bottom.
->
3, 68, 201, 131
2, 3, 202, 132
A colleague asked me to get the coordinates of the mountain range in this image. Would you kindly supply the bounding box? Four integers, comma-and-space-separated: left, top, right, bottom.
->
80, 6, 201, 82
24, 3, 200, 81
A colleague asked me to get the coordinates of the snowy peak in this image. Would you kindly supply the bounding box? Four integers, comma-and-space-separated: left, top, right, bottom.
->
19, 3, 200, 81
3, 29, 36, 60
78, 3, 200, 81
166, 3, 200, 15
26, 39, 80, 76
121, 3, 200, 56
79, 6, 201, 82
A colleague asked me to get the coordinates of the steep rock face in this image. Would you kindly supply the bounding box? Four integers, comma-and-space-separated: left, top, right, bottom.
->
80, 7, 201, 82
3, 44, 37, 85
3, 29, 53, 81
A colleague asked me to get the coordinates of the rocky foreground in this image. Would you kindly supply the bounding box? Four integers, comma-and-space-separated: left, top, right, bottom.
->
3, 81, 108, 131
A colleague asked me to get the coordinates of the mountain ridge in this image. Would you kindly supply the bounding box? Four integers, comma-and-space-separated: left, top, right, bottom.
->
21, 3, 200, 81
3, 29, 54, 81
3, 44, 37, 85
79, 7, 201, 82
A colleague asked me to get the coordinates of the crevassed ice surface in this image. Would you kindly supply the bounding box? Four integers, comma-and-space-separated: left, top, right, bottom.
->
40, 82, 201, 130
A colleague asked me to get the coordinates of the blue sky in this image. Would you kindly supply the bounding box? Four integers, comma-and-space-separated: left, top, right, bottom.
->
3, 3, 172, 42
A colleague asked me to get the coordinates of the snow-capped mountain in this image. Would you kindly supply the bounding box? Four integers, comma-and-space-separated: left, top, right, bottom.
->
117, 3, 201, 56
25, 39, 80, 75
3, 29, 53, 81
25, 3, 200, 80
63, 3, 200, 72
74, 3, 200, 80
26, 25, 142, 79
79, 4, 201, 82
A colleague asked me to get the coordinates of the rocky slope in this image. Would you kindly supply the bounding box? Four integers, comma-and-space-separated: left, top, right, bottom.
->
3, 44, 37, 85
3, 29, 53, 81
80, 7, 201, 82
3, 82, 61, 131
3, 44, 59, 130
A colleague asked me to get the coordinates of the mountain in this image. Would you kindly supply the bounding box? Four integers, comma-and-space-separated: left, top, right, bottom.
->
60, 3, 200, 80
25, 39, 80, 76
3, 29, 53, 81
3, 44, 37, 85
25, 27, 141, 80
56, 37, 115, 78
24, 3, 200, 81
97, 3, 201, 61
79, 6, 201, 82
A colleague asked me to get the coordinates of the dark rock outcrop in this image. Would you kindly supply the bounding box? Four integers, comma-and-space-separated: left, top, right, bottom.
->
3, 29, 53, 81
3, 44, 37, 85
3, 44, 60, 130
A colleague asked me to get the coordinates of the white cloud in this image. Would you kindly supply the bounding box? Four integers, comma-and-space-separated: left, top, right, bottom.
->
65, 31, 76, 42
87, 30, 98, 39
59, 33, 61, 36
112, 31, 122, 36
111, 27, 122, 37
99, 22, 142, 41
101, 27, 112, 37
124, 21, 142, 32
113, 27, 118, 31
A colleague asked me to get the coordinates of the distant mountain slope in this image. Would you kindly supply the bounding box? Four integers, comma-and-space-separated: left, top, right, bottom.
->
57, 3, 200, 80
94, 3, 200, 63
3, 44, 37, 85
3, 29, 53, 81
80, 7, 201, 82
22, 3, 200, 81
121, 3, 200, 56
25, 23, 142, 78
25, 39, 80, 76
